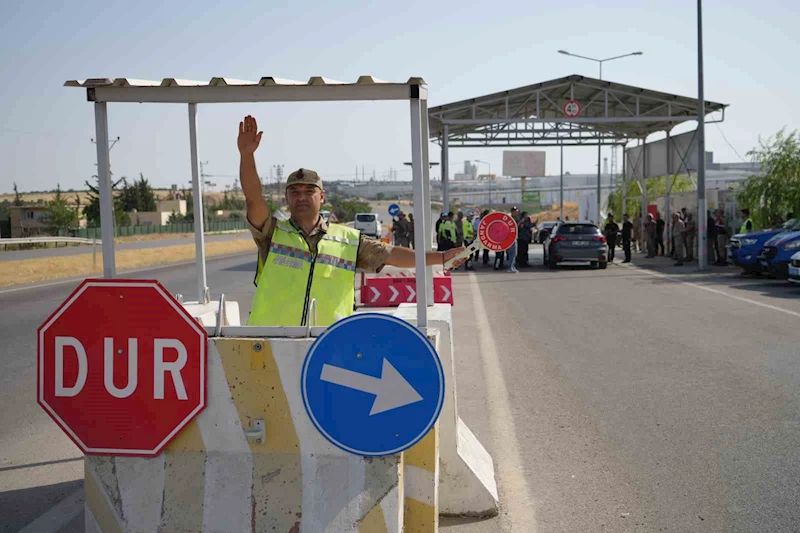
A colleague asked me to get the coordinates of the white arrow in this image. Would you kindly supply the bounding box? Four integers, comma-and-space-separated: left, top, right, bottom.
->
389, 285, 399, 302
320, 359, 423, 415
369, 286, 380, 303
440, 285, 451, 302
406, 284, 416, 302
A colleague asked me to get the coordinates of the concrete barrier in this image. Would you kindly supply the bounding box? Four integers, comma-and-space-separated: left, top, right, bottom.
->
84, 331, 440, 532
394, 304, 499, 517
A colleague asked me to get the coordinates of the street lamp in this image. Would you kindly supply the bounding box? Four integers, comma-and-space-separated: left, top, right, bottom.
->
474, 160, 492, 204
558, 49, 642, 226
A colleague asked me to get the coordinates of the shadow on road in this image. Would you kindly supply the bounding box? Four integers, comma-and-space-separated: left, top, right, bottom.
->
0, 479, 82, 533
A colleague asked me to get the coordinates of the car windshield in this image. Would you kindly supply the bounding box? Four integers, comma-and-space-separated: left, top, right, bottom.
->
356, 214, 376, 222
782, 218, 800, 230
556, 224, 600, 235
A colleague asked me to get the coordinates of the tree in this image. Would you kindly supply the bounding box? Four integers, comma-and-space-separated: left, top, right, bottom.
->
607, 174, 694, 219
45, 192, 79, 234
326, 196, 371, 222
737, 129, 800, 227
12, 182, 23, 206
84, 176, 130, 227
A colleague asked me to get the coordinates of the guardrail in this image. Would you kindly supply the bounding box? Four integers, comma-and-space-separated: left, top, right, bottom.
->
2, 236, 101, 267
1, 237, 101, 247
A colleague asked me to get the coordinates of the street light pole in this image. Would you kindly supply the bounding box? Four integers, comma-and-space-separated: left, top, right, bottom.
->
697, 0, 708, 270
558, 50, 643, 224
475, 160, 491, 205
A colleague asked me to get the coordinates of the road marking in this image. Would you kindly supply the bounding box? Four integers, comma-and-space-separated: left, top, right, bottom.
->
621, 263, 800, 319
468, 272, 537, 532
18, 487, 84, 533
0, 251, 252, 295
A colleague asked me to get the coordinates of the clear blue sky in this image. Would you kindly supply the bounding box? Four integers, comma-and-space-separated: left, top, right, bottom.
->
1, 0, 798, 193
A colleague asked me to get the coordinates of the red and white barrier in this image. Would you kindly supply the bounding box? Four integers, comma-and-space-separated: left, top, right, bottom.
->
363, 272, 453, 307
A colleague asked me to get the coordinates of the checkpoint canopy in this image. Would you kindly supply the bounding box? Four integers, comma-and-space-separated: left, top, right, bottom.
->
66, 75, 437, 327
427, 74, 727, 227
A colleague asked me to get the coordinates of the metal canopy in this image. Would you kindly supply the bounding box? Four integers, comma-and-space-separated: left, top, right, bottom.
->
428, 74, 726, 147
65, 75, 435, 327
65, 76, 428, 103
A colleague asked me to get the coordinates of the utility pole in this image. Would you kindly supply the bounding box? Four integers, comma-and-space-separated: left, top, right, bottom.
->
273, 164, 284, 203
696, 0, 708, 270
90, 136, 121, 237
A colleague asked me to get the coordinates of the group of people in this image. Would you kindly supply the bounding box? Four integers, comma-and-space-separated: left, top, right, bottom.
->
435, 207, 535, 273
602, 207, 747, 267
390, 211, 415, 248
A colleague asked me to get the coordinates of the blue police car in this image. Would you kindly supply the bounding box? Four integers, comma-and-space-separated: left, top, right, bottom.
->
729, 219, 800, 274
757, 228, 800, 278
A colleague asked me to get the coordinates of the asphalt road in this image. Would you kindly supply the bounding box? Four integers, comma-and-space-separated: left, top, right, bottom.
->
0, 232, 249, 261
3, 247, 800, 532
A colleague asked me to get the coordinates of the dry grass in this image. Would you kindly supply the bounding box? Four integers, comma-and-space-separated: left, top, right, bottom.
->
0, 237, 255, 287
531, 203, 580, 222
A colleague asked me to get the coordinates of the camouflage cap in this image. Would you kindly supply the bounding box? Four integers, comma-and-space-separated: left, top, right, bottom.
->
285, 168, 323, 191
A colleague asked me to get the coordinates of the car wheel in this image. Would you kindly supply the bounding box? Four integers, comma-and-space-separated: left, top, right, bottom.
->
598, 261, 608, 270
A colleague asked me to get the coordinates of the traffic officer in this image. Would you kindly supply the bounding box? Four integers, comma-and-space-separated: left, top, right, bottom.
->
238, 115, 465, 326
740, 208, 754, 234
461, 211, 475, 271
438, 212, 457, 251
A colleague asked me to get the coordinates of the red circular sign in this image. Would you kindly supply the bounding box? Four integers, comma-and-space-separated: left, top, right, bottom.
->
478, 212, 518, 251
563, 99, 581, 118
37, 279, 207, 456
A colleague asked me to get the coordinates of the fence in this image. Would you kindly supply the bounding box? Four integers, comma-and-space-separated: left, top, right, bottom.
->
56, 220, 247, 239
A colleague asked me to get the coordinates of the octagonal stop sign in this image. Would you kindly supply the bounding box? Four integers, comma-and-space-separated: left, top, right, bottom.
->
37, 279, 207, 456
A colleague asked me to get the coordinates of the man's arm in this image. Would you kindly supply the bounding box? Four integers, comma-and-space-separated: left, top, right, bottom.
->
385, 246, 465, 269
238, 116, 270, 230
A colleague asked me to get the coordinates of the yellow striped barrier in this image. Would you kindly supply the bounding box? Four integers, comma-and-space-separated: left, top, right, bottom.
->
84, 330, 440, 532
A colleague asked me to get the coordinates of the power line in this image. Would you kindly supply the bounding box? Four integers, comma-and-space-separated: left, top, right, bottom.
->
714, 122, 748, 163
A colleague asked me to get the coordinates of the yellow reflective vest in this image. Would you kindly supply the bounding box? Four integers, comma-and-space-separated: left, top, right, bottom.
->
248, 221, 360, 326
439, 220, 456, 242
740, 218, 754, 234
463, 219, 475, 240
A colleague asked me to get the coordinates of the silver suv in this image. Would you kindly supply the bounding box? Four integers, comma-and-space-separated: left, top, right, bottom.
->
543, 222, 608, 269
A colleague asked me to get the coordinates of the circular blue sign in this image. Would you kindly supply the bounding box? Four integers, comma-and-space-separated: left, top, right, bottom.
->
301, 313, 444, 456
388, 204, 401, 216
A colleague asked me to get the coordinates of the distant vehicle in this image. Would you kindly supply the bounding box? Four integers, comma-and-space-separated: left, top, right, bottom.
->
543, 222, 608, 269
757, 229, 800, 278
320, 210, 331, 224
534, 221, 558, 244
728, 219, 800, 274
354, 213, 382, 238
789, 251, 800, 285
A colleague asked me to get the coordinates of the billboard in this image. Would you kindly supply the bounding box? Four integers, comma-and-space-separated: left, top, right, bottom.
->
624, 130, 699, 179
503, 151, 546, 177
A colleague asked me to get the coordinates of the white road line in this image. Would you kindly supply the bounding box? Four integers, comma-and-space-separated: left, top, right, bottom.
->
0, 251, 252, 295
621, 263, 800, 319
18, 487, 83, 533
468, 272, 537, 532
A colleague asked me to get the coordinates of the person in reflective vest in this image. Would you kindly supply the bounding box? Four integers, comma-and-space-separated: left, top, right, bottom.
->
740, 208, 754, 234
238, 115, 466, 326
460, 213, 475, 271
438, 212, 457, 251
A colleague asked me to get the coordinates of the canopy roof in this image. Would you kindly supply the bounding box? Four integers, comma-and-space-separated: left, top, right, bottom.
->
64, 76, 427, 103
428, 74, 727, 147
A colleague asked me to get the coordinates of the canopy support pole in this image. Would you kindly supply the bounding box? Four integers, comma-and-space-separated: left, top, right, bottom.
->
410, 98, 429, 328
93, 102, 116, 278
188, 103, 208, 303
422, 100, 434, 302
441, 125, 450, 216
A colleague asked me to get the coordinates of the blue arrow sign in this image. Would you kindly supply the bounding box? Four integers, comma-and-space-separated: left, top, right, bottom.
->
388, 203, 401, 217
301, 313, 444, 456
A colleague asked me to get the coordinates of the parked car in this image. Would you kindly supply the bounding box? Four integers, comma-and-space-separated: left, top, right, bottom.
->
756, 229, 800, 278
543, 222, 608, 269
728, 219, 800, 274
789, 251, 800, 285
354, 213, 382, 238
534, 221, 558, 244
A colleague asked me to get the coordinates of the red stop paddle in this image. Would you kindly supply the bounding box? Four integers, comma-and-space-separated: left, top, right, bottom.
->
444, 212, 518, 269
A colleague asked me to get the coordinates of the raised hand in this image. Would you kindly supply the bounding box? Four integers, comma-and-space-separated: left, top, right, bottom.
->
238, 115, 263, 155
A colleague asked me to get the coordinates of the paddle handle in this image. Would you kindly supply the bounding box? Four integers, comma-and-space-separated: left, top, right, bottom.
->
443, 241, 481, 270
